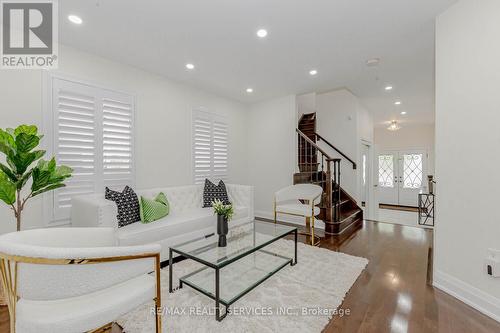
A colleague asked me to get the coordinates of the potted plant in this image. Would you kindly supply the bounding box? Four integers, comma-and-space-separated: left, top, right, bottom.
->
212, 199, 233, 247
0, 125, 73, 231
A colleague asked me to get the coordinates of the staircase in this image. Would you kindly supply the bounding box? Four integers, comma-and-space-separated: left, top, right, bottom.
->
295, 112, 363, 235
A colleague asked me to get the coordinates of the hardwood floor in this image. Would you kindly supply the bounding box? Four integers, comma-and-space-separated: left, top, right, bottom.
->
1, 220, 499, 332
321, 221, 499, 333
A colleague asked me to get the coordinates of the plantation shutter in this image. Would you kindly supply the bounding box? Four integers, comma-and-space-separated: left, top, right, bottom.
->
50, 77, 134, 224
102, 91, 134, 190
212, 119, 228, 181
52, 79, 98, 221
192, 110, 228, 184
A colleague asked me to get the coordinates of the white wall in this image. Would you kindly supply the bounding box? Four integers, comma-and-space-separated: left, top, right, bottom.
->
296, 92, 316, 118
434, 0, 500, 322
247, 95, 297, 219
316, 89, 373, 203
0, 45, 249, 234
374, 123, 435, 175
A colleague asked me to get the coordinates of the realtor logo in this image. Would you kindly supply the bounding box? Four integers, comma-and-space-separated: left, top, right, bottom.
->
1, 0, 58, 69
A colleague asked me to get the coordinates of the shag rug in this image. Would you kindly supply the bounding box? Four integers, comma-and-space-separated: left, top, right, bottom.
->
118, 239, 368, 333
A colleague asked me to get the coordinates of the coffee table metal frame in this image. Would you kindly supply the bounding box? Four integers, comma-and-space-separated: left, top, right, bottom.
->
168, 222, 298, 321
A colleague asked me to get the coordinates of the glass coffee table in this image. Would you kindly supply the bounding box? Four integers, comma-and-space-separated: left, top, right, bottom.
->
168, 221, 298, 321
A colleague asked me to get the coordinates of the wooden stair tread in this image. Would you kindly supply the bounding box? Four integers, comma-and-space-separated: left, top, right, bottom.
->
339, 208, 362, 222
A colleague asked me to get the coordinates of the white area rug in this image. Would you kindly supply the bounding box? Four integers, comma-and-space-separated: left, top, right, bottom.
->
118, 240, 368, 333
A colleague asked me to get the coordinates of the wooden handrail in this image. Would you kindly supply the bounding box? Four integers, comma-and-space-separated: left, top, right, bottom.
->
315, 132, 357, 169
296, 129, 339, 162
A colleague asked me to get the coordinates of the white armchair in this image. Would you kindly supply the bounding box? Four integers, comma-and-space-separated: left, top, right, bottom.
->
274, 184, 323, 246
0, 228, 162, 333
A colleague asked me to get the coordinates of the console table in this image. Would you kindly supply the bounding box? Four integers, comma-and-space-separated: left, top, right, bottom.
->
418, 193, 435, 227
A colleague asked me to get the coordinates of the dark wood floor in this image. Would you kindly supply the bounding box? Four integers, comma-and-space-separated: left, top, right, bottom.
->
1, 220, 499, 333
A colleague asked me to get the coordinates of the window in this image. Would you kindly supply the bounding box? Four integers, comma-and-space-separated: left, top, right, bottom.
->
402, 154, 423, 189
192, 110, 228, 184
378, 155, 394, 188
47, 76, 134, 224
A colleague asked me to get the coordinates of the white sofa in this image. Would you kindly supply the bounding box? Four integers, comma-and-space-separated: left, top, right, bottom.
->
71, 184, 254, 260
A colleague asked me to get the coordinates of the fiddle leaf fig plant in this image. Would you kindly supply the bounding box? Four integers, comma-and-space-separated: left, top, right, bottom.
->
0, 125, 73, 231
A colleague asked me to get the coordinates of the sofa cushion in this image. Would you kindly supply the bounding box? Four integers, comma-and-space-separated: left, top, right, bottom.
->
105, 186, 140, 227
139, 192, 169, 223
117, 206, 249, 245
203, 179, 230, 207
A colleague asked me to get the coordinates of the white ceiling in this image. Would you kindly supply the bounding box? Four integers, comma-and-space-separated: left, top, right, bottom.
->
59, 0, 457, 125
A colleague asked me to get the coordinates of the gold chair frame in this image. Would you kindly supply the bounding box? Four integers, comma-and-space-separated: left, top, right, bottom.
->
273, 193, 322, 246
0, 252, 162, 333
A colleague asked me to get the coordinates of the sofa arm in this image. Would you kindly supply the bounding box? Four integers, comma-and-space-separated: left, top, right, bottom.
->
226, 184, 254, 219
71, 195, 118, 229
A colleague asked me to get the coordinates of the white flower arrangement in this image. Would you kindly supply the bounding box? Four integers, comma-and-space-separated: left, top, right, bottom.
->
212, 199, 234, 221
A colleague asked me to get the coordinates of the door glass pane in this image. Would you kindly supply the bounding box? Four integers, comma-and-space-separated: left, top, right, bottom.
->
378, 155, 394, 188
403, 154, 423, 189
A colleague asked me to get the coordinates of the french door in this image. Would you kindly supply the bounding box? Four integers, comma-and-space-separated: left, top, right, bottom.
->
378, 150, 427, 207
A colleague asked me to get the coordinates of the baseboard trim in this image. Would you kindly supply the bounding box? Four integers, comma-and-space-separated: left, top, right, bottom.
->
433, 270, 500, 323
255, 210, 325, 230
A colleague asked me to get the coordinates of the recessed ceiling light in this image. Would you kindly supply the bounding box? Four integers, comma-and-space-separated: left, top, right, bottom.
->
309, 69, 318, 76
256, 29, 268, 38
394, 101, 402, 105
185, 63, 195, 70
385, 86, 393, 91
246, 88, 253, 93
68, 15, 83, 25
400, 111, 407, 115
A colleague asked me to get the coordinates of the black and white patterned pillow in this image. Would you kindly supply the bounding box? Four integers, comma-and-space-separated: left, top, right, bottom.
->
105, 186, 141, 227
203, 179, 231, 207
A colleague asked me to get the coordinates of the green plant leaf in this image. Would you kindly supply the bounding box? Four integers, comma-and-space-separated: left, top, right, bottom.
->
36, 159, 48, 169
0, 129, 15, 156
0, 163, 18, 182
31, 167, 51, 192
32, 150, 46, 163
0, 172, 16, 205
15, 132, 40, 153
55, 165, 73, 178
0, 142, 13, 157
14, 125, 38, 137
0, 129, 15, 146
48, 157, 56, 172
32, 183, 65, 197
9, 150, 45, 175
16, 169, 32, 190
6, 157, 17, 174
31, 159, 73, 193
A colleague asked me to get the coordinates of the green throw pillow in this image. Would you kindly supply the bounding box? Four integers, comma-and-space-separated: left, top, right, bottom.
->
139, 192, 169, 223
